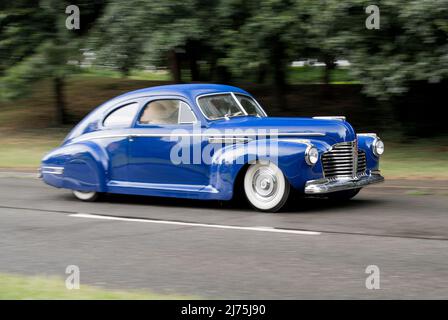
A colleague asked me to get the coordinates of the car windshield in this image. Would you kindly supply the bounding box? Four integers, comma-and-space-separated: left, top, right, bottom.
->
197, 93, 265, 120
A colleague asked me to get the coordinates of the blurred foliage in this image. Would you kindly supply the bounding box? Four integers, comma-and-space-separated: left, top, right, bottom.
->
339, 0, 448, 98
0, 0, 106, 123
89, 0, 447, 98
0, 0, 447, 123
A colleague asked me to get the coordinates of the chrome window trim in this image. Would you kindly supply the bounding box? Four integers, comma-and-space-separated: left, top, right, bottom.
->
196, 92, 267, 121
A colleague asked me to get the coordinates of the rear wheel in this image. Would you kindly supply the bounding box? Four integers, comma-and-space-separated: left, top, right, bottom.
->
72, 190, 99, 202
327, 188, 361, 201
244, 161, 290, 212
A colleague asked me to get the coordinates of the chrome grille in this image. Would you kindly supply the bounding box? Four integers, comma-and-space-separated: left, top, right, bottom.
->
357, 150, 367, 175
321, 141, 361, 178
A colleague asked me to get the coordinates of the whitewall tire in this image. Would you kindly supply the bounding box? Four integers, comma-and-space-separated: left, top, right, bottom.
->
244, 161, 290, 212
72, 190, 99, 202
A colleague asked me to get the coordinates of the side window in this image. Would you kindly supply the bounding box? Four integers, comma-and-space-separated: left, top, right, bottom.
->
139, 100, 196, 125
103, 102, 139, 128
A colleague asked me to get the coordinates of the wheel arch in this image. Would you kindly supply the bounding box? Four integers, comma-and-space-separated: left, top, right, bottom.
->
209, 139, 319, 199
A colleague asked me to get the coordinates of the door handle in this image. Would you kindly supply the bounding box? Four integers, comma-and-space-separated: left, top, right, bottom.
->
128, 135, 135, 142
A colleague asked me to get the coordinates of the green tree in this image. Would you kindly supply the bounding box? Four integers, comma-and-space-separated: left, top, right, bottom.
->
220, 0, 307, 107
0, 0, 106, 125
301, 0, 351, 85
91, 0, 219, 83
339, 0, 447, 98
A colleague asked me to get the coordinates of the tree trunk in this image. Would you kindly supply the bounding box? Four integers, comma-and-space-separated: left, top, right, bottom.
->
186, 42, 200, 81
53, 77, 66, 125
256, 64, 268, 84
120, 65, 130, 78
322, 58, 336, 97
168, 50, 182, 83
271, 41, 288, 110
323, 59, 336, 85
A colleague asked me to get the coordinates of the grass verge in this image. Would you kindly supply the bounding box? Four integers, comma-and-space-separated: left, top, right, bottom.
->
0, 273, 194, 300
0, 130, 67, 168
380, 140, 448, 180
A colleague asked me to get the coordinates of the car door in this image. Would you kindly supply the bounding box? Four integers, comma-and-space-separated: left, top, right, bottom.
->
101, 100, 141, 182
127, 97, 210, 187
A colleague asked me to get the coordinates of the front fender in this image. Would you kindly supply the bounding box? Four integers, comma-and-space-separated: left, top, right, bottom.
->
209, 139, 327, 199
357, 134, 381, 171
41, 141, 109, 192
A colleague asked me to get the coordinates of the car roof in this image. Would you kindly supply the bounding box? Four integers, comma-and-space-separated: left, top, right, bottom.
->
63, 84, 252, 143
114, 83, 250, 101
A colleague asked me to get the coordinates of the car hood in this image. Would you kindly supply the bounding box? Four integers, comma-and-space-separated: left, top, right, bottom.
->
207, 116, 356, 145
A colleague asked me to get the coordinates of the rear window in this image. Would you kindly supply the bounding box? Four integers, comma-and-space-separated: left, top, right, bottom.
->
103, 103, 139, 128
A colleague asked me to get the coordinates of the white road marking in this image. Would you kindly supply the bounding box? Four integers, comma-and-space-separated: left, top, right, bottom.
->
70, 213, 321, 236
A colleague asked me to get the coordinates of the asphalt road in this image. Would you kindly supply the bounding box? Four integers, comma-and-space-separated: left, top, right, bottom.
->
1, 175, 448, 299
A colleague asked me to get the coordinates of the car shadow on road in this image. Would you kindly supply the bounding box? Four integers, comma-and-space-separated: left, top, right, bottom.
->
283, 197, 386, 214
90, 192, 387, 214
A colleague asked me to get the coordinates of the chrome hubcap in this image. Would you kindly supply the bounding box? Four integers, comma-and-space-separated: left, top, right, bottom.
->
252, 167, 278, 201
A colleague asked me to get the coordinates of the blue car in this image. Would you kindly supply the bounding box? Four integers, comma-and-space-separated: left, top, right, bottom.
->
40, 84, 384, 212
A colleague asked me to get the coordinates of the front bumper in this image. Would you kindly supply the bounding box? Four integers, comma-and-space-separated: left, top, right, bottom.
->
304, 171, 384, 194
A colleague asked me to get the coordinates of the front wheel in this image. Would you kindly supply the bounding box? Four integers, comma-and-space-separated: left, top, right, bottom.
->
244, 161, 290, 212
72, 190, 100, 202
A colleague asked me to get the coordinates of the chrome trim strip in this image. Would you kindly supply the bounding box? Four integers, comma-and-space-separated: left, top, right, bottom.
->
107, 180, 219, 194
208, 137, 252, 144
313, 116, 346, 121
73, 132, 326, 143
357, 133, 378, 138
41, 166, 64, 175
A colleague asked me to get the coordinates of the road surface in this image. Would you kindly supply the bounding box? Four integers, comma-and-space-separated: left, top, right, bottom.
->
1, 174, 448, 299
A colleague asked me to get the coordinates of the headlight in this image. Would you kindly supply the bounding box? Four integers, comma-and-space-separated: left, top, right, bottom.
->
305, 146, 319, 165
372, 138, 384, 156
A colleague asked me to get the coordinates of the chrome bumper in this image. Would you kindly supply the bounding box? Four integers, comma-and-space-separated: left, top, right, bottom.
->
304, 172, 384, 194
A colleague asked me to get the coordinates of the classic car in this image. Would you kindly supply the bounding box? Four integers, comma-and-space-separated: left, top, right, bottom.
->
40, 84, 384, 212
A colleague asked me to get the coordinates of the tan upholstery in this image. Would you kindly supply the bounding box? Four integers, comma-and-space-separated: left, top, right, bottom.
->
140, 101, 179, 124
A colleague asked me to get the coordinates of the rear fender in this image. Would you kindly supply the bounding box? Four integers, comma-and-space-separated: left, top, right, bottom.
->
41, 141, 108, 192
